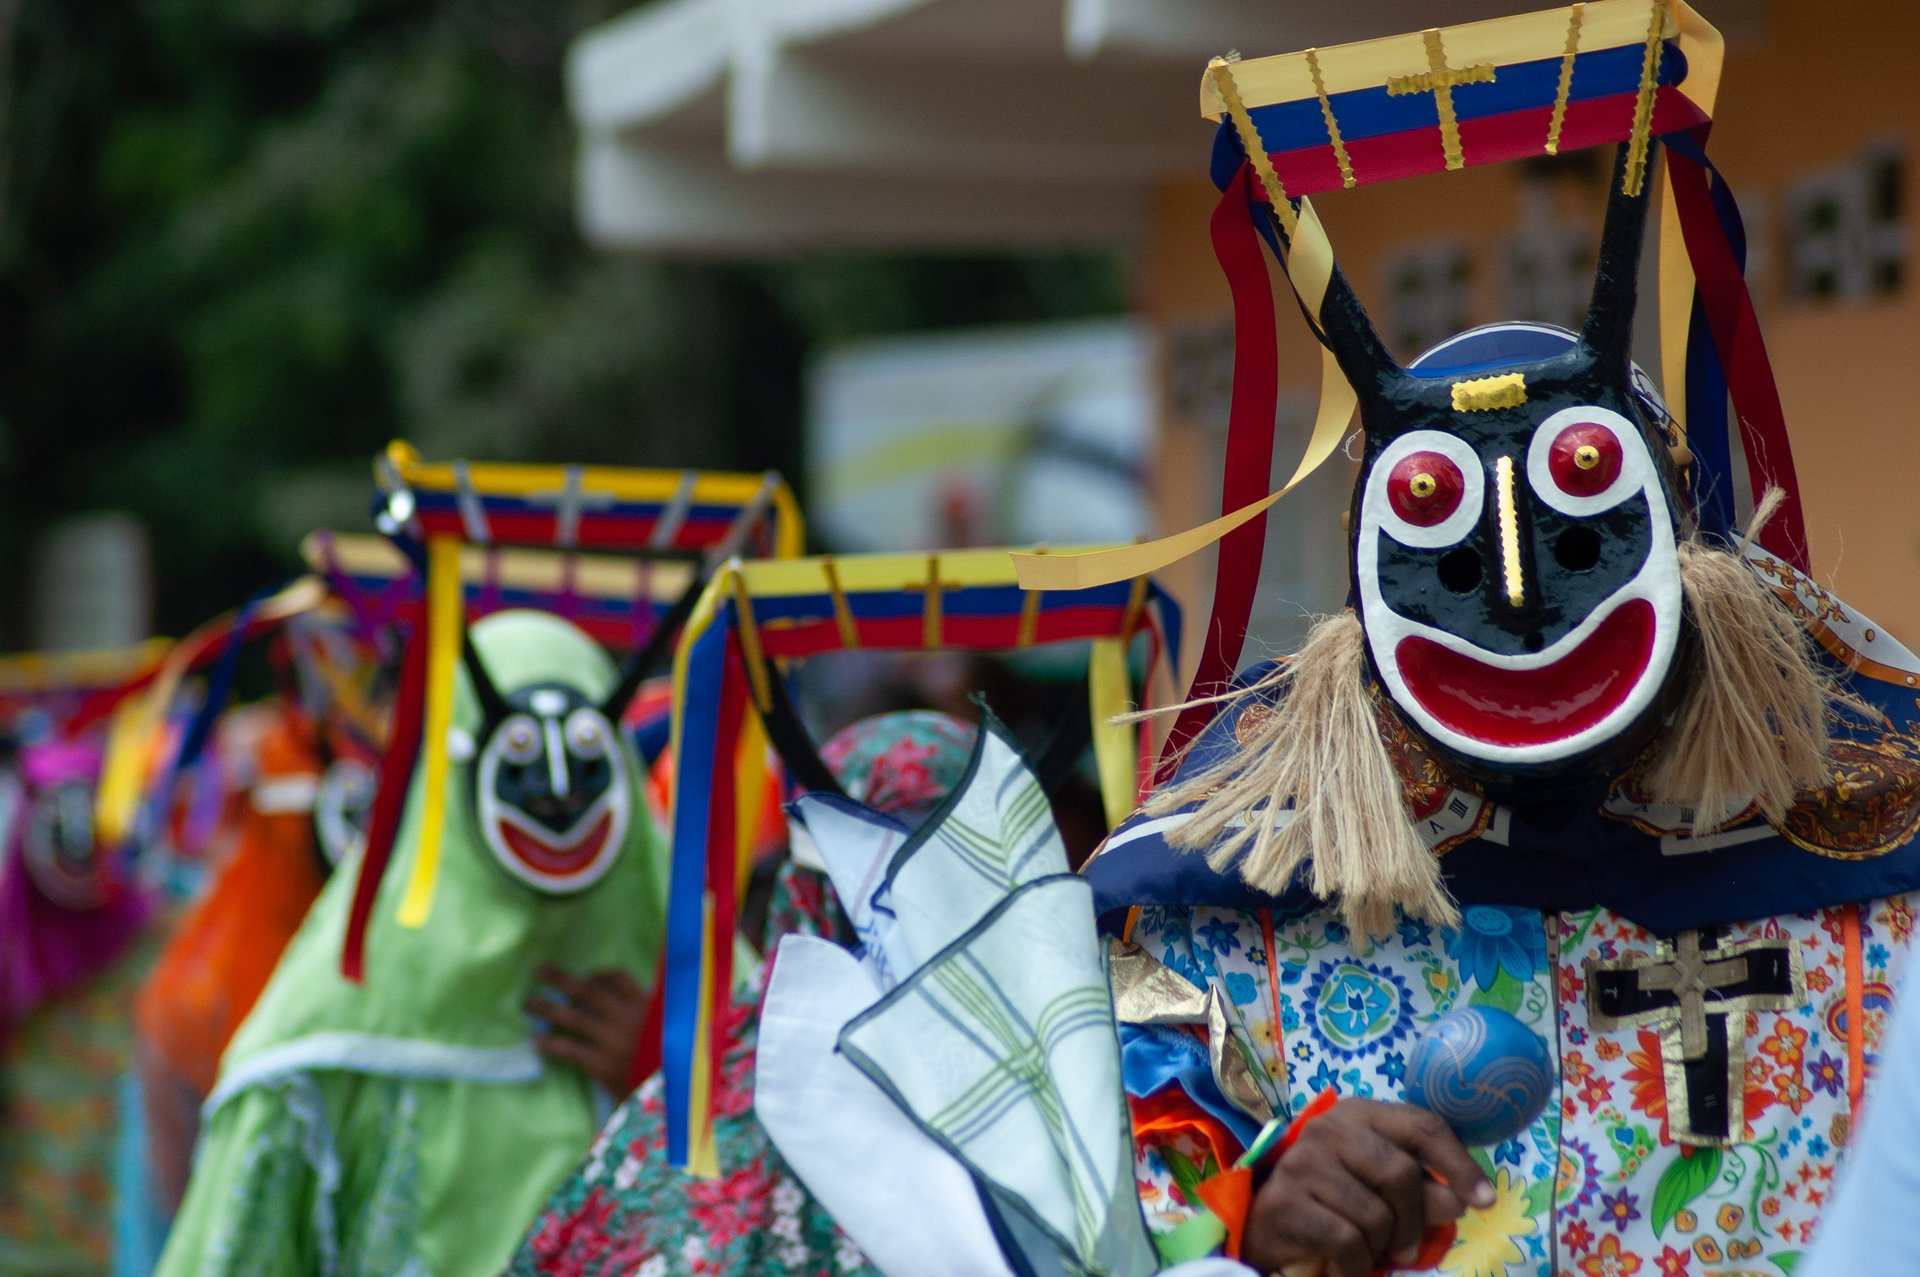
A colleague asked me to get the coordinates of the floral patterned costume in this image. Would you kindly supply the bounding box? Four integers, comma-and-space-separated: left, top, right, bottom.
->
1092, 581, 1920, 1276
0, 736, 158, 1275
1114, 897, 1912, 1277
509, 866, 877, 1277
0, 926, 163, 1275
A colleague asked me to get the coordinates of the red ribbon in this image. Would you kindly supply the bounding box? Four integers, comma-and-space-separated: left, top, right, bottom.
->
699, 644, 750, 1120
1665, 134, 1809, 570
630, 946, 668, 1091
340, 601, 428, 982
1160, 164, 1283, 780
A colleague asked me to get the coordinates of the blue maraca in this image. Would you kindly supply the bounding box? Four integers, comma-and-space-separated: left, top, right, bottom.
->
1404, 1006, 1553, 1147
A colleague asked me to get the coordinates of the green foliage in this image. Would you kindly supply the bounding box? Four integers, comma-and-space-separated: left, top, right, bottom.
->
0, 0, 1124, 641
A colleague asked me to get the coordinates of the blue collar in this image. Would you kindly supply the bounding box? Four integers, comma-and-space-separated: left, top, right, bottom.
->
1090, 659, 1920, 936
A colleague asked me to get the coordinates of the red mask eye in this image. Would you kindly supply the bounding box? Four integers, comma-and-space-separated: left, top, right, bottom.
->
1387, 451, 1465, 527
1548, 423, 1622, 497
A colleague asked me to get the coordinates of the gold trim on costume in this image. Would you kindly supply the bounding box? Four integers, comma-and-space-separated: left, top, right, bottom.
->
821, 558, 859, 650
1208, 57, 1299, 237
1588, 933, 1807, 1147
1623, 0, 1666, 194
1208, 986, 1278, 1125
921, 555, 945, 648
727, 571, 773, 713
1120, 573, 1149, 642
1110, 940, 1209, 1025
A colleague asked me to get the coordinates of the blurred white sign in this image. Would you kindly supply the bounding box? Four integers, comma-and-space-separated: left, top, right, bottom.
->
807, 320, 1152, 552
34, 513, 152, 651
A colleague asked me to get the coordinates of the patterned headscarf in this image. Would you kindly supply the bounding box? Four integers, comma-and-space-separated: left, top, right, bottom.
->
821, 711, 978, 824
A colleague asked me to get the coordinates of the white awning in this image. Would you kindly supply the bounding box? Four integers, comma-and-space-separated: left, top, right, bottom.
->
568, 0, 1528, 254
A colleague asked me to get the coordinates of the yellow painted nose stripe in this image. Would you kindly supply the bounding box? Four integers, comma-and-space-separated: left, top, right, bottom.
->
1496, 456, 1525, 610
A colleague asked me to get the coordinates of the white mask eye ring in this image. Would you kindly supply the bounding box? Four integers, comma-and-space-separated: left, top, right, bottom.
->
1526, 405, 1654, 518
564, 708, 611, 759
1365, 430, 1487, 550
498, 715, 541, 766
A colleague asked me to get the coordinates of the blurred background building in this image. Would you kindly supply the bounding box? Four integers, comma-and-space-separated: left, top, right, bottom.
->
569, 0, 1917, 661
2, 0, 1911, 660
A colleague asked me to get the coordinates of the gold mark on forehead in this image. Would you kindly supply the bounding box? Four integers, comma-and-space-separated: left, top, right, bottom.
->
1450, 372, 1528, 413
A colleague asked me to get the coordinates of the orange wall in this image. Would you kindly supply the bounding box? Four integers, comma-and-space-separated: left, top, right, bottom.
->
1140, 0, 1920, 663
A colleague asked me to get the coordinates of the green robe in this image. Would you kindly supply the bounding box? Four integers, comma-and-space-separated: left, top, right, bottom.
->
157, 611, 667, 1277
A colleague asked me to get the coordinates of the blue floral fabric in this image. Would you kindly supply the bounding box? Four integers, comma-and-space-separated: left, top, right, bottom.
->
1124, 896, 1920, 1277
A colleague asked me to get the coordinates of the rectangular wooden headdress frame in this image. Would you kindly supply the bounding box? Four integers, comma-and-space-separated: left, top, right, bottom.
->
1013, 1, 1800, 772
659, 547, 1182, 1174
339, 443, 804, 981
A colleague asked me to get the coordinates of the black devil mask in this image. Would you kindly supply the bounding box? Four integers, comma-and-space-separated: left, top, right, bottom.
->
461, 640, 639, 895
1334, 145, 1690, 788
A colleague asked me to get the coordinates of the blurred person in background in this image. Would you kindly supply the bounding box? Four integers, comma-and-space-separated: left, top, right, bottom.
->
0, 727, 160, 1275
155, 611, 668, 1277
132, 678, 346, 1212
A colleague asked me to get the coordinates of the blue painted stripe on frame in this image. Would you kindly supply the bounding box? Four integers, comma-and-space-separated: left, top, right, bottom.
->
1240, 41, 1685, 153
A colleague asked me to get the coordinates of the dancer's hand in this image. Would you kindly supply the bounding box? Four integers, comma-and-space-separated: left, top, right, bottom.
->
526, 965, 649, 1097
1241, 1098, 1491, 1277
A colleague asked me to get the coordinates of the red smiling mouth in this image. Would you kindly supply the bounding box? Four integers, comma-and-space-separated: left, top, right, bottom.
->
1393, 599, 1657, 750
497, 810, 615, 877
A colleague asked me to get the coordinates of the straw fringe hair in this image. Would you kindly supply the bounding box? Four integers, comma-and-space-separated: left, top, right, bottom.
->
1140, 612, 1458, 938
1641, 487, 1847, 830
1137, 492, 1846, 934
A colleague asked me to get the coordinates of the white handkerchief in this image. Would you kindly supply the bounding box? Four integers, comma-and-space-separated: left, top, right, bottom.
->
757, 935, 1013, 1277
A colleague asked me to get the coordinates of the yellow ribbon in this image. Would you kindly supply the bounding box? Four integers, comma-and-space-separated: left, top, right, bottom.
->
1088, 636, 1138, 829
95, 578, 325, 846
396, 535, 462, 929
733, 712, 769, 904
95, 691, 166, 850
1013, 311, 1354, 590
1013, 84, 1355, 595
686, 893, 722, 1178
